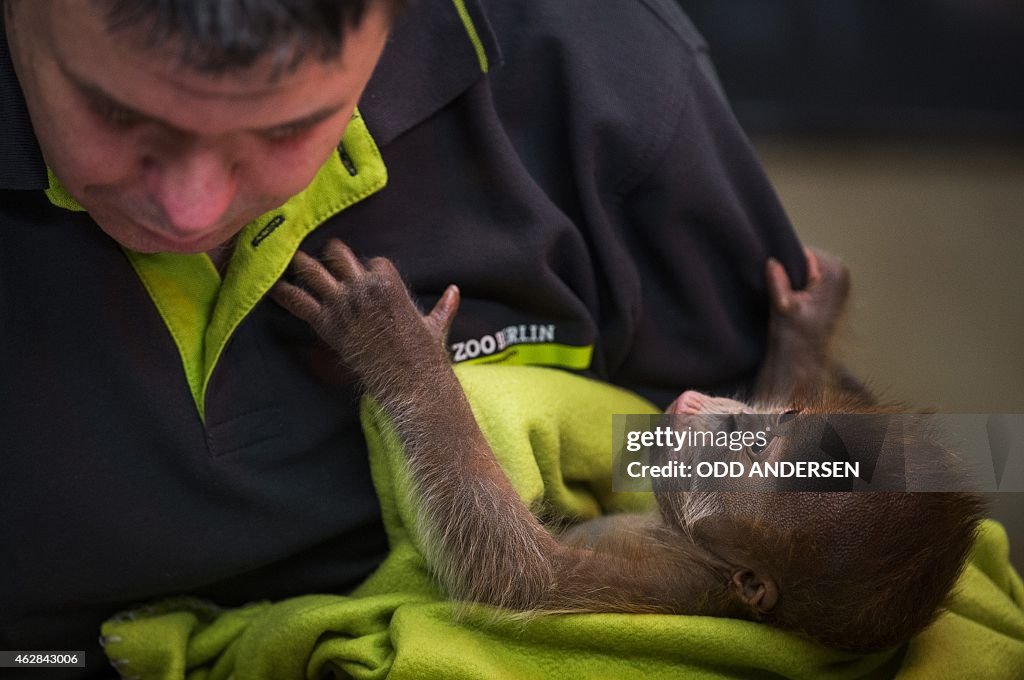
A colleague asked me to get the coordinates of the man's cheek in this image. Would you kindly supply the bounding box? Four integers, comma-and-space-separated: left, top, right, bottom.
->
59, 141, 138, 193
241, 145, 335, 205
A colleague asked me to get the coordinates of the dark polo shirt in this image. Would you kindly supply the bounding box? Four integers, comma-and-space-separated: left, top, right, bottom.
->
0, 0, 804, 676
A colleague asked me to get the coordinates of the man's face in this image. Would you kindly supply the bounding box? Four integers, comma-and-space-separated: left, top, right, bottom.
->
5, 1, 391, 254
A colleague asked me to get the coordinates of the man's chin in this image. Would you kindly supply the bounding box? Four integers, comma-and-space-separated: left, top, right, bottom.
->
111, 233, 220, 255
97, 220, 236, 255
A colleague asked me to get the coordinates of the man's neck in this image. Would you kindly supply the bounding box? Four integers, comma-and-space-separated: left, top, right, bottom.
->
206, 236, 237, 272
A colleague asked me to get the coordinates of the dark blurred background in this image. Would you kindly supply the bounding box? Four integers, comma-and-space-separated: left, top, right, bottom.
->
677, 0, 1024, 570
680, 0, 1024, 136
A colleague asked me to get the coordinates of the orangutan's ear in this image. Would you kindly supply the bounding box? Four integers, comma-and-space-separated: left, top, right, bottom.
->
731, 569, 779, 616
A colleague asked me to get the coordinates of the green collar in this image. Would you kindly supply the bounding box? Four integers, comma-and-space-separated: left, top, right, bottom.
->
46, 111, 387, 421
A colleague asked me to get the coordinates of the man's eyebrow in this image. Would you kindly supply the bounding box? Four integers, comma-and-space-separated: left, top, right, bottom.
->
69, 72, 345, 134
74, 78, 155, 122
256, 105, 343, 133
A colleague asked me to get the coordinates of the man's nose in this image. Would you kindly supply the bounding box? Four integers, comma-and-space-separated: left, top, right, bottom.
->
144, 145, 238, 237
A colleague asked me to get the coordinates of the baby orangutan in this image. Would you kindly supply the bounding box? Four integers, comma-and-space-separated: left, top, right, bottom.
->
271, 241, 985, 653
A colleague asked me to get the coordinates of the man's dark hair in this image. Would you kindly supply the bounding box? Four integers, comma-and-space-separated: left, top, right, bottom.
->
92, 0, 407, 74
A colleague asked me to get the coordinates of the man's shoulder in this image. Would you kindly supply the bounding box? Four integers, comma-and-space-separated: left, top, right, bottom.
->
480, 0, 711, 191
482, 0, 708, 72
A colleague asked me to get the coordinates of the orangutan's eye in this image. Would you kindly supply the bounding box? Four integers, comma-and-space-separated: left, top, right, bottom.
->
780, 409, 800, 424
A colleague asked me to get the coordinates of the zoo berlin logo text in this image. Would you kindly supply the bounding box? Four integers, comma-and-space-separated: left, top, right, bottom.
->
451, 323, 556, 362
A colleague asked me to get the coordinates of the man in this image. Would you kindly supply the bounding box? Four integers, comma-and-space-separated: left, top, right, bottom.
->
0, 0, 804, 676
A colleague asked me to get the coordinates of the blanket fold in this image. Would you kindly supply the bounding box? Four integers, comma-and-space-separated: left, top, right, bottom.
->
101, 365, 1024, 679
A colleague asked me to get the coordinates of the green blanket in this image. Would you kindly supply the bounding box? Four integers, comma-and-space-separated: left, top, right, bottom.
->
101, 365, 1024, 679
